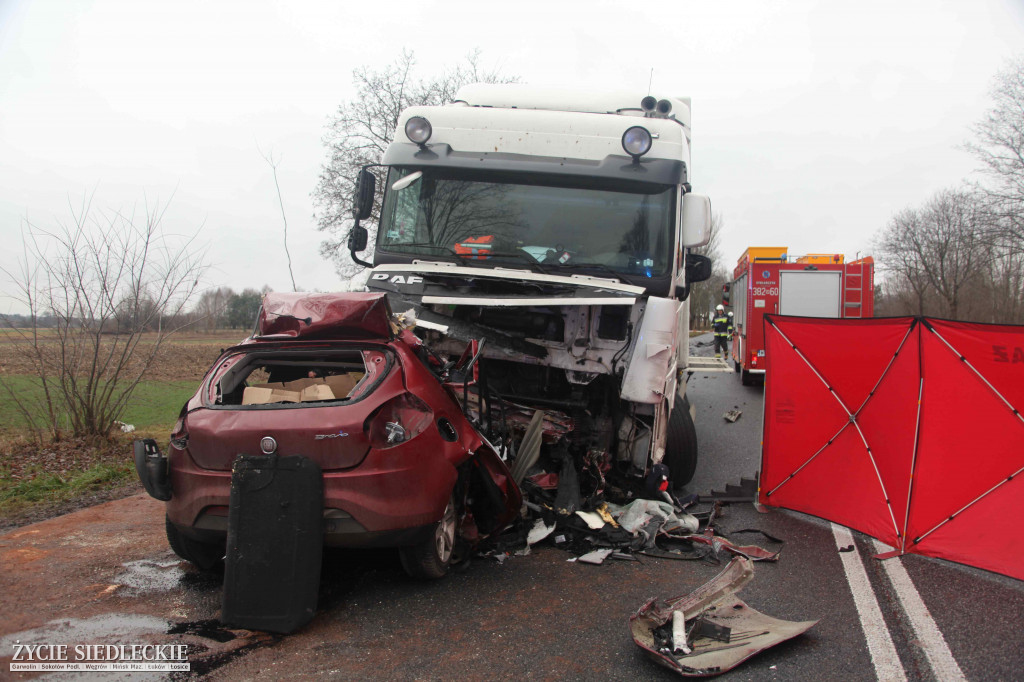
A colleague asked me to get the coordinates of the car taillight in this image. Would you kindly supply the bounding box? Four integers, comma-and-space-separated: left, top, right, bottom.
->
365, 393, 433, 448
170, 416, 189, 450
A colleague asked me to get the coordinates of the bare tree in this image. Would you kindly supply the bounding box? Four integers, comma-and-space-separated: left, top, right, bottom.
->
257, 144, 298, 291
313, 49, 517, 283
875, 188, 990, 319
0, 195, 207, 439
193, 286, 235, 332
965, 56, 1024, 243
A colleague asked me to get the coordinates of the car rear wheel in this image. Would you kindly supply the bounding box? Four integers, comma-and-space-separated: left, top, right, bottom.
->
165, 516, 224, 571
399, 495, 456, 580
664, 397, 698, 486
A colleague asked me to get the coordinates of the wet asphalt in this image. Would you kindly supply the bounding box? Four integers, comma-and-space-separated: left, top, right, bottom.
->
0, 333, 1022, 680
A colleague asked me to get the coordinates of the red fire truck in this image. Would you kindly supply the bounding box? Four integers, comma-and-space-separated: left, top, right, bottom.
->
728, 247, 874, 385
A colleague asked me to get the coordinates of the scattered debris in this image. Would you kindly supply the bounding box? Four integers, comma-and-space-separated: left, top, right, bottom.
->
680, 530, 782, 562
577, 548, 615, 565
838, 545, 855, 553
723, 410, 742, 423
630, 557, 818, 677
575, 511, 606, 530
527, 519, 556, 546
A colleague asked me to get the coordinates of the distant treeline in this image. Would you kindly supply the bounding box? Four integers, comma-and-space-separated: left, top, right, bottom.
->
2, 286, 271, 334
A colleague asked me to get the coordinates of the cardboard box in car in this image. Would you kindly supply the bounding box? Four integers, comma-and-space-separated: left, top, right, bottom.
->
241, 373, 363, 405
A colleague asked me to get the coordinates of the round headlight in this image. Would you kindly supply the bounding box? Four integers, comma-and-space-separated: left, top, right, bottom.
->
622, 126, 653, 158
405, 116, 432, 145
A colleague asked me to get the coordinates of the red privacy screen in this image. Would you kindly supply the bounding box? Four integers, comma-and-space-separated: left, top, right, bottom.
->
759, 316, 1024, 580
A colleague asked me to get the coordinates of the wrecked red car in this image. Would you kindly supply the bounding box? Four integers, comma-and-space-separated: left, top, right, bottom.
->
135, 292, 522, 579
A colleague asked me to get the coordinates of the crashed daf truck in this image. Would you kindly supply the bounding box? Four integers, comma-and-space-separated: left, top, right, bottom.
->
347, 84, 713, 494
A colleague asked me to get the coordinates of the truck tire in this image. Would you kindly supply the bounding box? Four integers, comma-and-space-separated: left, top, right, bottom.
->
399, 495, 456, 580
165, 516, 224, 571
664, 397, 698, 486
741, 369, 752, 386
734, 360, 741, 373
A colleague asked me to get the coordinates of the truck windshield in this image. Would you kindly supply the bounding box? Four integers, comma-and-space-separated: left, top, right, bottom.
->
377, 167, 675, 278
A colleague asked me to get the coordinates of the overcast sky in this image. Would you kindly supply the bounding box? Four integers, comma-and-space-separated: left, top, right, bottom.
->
1, 0, 1022, 312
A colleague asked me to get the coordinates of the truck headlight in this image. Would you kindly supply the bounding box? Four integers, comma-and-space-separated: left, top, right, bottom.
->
405, 116, 432, 146
622, 126, 652, 160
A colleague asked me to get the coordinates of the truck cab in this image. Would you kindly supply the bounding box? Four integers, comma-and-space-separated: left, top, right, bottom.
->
349, 84, 712, 486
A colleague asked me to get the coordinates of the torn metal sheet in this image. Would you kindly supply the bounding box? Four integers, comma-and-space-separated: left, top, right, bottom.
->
679, 530, 782, 562
630, 557, 818, 677
526, 472, 559, 490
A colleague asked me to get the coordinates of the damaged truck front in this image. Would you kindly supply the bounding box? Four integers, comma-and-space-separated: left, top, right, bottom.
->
349, 85, 713, 494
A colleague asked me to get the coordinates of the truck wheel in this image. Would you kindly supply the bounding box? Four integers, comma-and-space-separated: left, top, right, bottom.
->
741, 369, 752, 386
400, 495, 456, 580
734, 360, 741, 373
664, 397, 698, 486
165, 516, 224, 571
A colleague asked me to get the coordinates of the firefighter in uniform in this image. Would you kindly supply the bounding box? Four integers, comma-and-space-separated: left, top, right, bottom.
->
713, 304, 732, 358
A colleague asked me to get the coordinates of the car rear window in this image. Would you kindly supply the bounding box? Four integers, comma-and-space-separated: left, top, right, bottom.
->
208, 347, 391, 407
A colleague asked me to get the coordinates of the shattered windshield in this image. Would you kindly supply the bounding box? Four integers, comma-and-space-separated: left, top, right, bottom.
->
377, 167, 676, 278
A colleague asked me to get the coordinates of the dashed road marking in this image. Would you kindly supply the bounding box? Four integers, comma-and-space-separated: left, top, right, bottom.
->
832, 523, 907, 681
872, 540, 966, 682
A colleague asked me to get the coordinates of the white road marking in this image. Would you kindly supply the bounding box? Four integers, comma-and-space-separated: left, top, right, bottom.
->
831, 523, 907, 681
872, 540, 967, 682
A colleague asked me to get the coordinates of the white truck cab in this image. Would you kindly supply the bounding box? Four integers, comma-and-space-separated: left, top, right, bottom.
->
348, 84, 712, 485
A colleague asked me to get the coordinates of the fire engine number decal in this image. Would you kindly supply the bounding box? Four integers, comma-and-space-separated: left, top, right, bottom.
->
751, 287, 779, 296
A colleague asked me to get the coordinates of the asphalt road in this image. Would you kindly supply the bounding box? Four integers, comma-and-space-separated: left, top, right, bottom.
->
0, 334, 1021, 680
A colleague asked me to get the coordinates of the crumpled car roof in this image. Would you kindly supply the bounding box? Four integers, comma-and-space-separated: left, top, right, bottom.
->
256, 292, 395, 341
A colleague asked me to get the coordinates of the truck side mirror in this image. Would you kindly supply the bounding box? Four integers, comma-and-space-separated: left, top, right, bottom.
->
685, 253, 712, 283
680, 193, 712, 247
722, 282, 731, 306
348, 226, 368, 252
353, 168, 376, 221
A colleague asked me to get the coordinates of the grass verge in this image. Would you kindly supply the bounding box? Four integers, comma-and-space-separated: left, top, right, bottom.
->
0, 375, 196, 432
0, 459, 135, 515
0, 432, 158, 531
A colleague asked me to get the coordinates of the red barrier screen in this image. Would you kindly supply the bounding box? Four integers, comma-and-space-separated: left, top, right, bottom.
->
760, 316, 1024, 580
